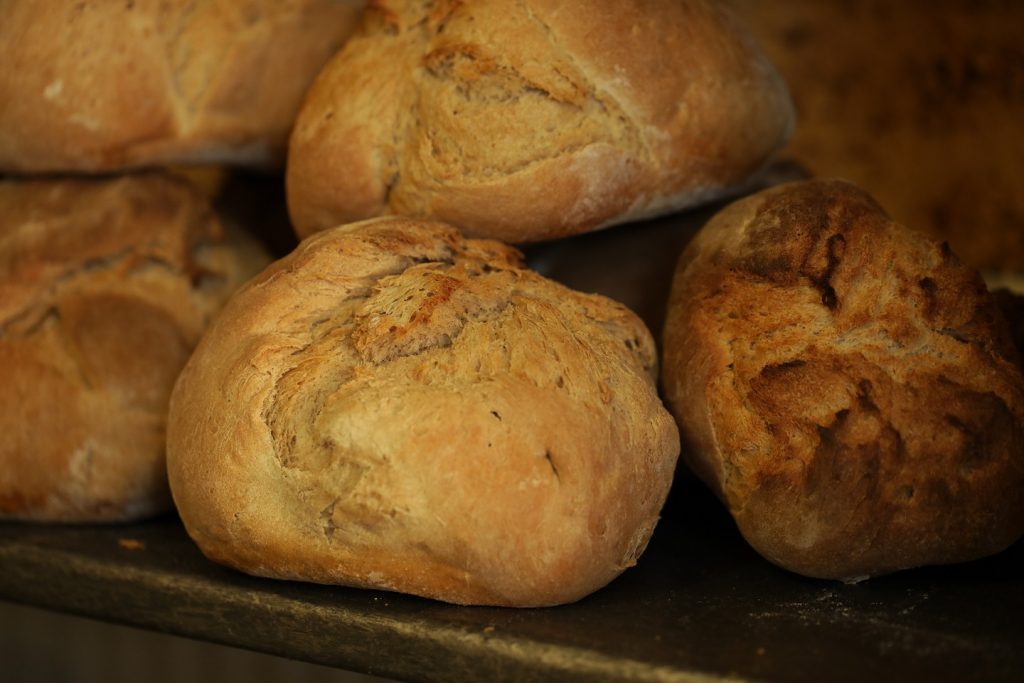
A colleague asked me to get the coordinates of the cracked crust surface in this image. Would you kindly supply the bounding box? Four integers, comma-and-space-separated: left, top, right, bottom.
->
0, 0, 362, 172
661, 179, 1024, 579
0, 173, 269, 521
166, 216, 679, 606
286, 0, 794, 243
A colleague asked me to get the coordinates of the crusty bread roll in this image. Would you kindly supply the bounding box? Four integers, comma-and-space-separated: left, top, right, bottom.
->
0, 0, 363, 172
167, 217, 679, 606
662, 179, 1024, 580
287, 0, 794, 243
0, 173, 269, 522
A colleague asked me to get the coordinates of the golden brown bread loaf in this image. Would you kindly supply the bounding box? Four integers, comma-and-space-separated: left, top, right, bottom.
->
661, 179, 1024, 580
0, 173, 269, 521
166, 217, 679, 606
287, 0, 794, 243
733, 0, 1024, 271
0, 0, 363, 172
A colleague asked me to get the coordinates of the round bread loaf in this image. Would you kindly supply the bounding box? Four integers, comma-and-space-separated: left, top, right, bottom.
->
0, 173, 269, 522
661, 179, 1024, 580
166, 217, 679, 606
0, 0, 363, 172
286, 0, 794, 243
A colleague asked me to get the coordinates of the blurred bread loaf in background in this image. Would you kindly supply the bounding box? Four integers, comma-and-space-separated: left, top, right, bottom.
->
734, 0, 1024, 272
0, 0, 364, 173
0, 173, 269, 521
287, 0, 794, 243
662, 179, 1024, 580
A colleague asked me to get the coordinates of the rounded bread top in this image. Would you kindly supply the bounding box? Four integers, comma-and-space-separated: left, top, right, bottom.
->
0, 0, 363, 172
167, 216, 680, 606
287, 0, 794, 242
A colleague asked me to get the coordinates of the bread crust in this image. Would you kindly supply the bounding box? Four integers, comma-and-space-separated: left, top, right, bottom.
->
662, 179, 1024, 579
166, 217, 679, 606
287, 0, 794, 242
0, 173, 268, 521
0, 0, 362, 172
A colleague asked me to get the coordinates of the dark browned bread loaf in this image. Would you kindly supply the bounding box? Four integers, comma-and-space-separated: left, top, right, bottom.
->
662, 179, 1024, 580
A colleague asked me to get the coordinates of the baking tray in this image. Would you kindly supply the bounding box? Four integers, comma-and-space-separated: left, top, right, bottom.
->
1, 475, 1021, 683
2, 172, 1022, 682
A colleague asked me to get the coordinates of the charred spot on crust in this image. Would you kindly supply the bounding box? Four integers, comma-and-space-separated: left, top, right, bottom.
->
918, 277, 938, 318
812, 233, 846, 310
855, 380, 878, 411
758, 359, 807, 379
739, 181, 889, 311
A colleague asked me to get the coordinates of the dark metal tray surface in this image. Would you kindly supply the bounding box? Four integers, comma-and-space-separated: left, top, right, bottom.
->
1, 477, 1021, 683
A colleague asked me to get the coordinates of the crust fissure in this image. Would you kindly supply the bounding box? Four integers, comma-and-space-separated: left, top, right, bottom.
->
516, 0, 652, 165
